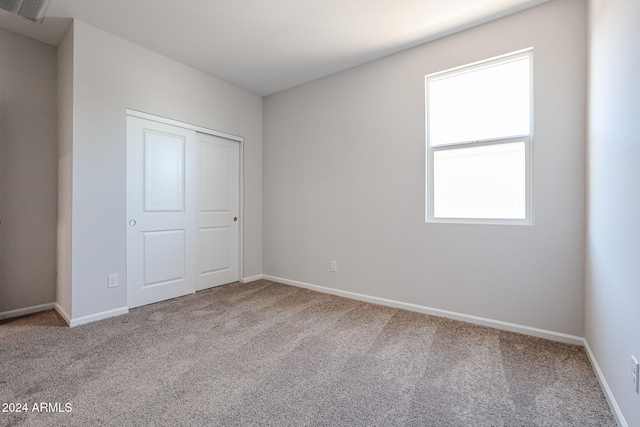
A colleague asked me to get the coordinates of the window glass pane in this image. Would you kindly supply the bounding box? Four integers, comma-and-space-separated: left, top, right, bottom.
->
433, 142, 526, 219
429, 57, 530, 146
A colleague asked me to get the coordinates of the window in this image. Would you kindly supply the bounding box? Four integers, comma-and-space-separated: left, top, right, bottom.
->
425, 49, 533, 224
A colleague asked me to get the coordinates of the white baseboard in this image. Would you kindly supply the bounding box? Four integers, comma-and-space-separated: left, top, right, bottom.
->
583, 339, 628, 427
0, 303, 55, 321
262, 275, 584, 346
69, 306, 129, 327
54, 303, 71, 326
240, 274, 264, 283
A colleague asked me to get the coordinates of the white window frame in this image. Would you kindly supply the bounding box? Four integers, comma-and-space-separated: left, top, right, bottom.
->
425, 48, 534, 225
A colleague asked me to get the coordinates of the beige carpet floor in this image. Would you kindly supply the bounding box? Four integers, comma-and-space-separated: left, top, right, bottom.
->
0, 280, 615, 426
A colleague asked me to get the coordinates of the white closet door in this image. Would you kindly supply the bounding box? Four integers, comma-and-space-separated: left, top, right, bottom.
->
195, 132, 240, 291
127, 116, 197, 308
127, 116, 241, 309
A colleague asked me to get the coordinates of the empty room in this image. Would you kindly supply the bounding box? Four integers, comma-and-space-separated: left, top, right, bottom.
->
0, 0, 638, 425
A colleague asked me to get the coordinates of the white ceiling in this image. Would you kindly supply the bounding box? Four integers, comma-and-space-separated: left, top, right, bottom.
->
0, 0, 550, 95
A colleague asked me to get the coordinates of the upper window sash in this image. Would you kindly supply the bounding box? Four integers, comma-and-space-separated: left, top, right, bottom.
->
426, 49, 533, 149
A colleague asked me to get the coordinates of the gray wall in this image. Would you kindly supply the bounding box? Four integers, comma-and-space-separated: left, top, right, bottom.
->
62, 20, 263, 320
56, 23, 74, 320
586, 0, 640, 425
0, 27, 58, 314
263, 0, 587, 336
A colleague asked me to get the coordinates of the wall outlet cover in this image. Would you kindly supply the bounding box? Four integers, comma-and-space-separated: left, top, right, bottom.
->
108, 274, 118, 288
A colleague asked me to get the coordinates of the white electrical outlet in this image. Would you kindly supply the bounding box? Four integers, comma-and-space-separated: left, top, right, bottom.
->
632, 356, 639, 394
107, 274, 118, 288
330, 261, 337, 272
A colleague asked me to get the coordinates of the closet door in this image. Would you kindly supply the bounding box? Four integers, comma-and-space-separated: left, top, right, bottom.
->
195, 132, 240, 291
127, 116, 241, 308
127, 116, 197, 308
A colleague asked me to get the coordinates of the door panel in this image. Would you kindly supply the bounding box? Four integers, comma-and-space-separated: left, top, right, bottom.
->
143, 230, 186, 286
199, 227, 230, 274
201, 143, 230, 212
127, 116, 196, 308
143, 132, 185, 212
196, 133, 239, 290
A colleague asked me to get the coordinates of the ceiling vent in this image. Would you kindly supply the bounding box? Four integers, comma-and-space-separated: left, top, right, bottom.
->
0, 0, 50, 22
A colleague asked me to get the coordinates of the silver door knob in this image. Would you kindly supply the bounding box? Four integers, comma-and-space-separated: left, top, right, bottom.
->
233, 217, 238, 222
129, 220, 137, 226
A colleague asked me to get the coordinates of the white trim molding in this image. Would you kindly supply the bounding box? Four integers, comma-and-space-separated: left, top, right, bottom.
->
68, 307, 129, 328
240, 274, 264, 283
262, 275, 584, 346
54, 303, 71, 325
0, 303, 55, 321
583, 339, 628, 427
126, 109, 243, 143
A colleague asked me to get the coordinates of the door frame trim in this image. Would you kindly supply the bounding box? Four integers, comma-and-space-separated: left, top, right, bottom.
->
127, 109, 243, 143
126, 109, 245, 288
